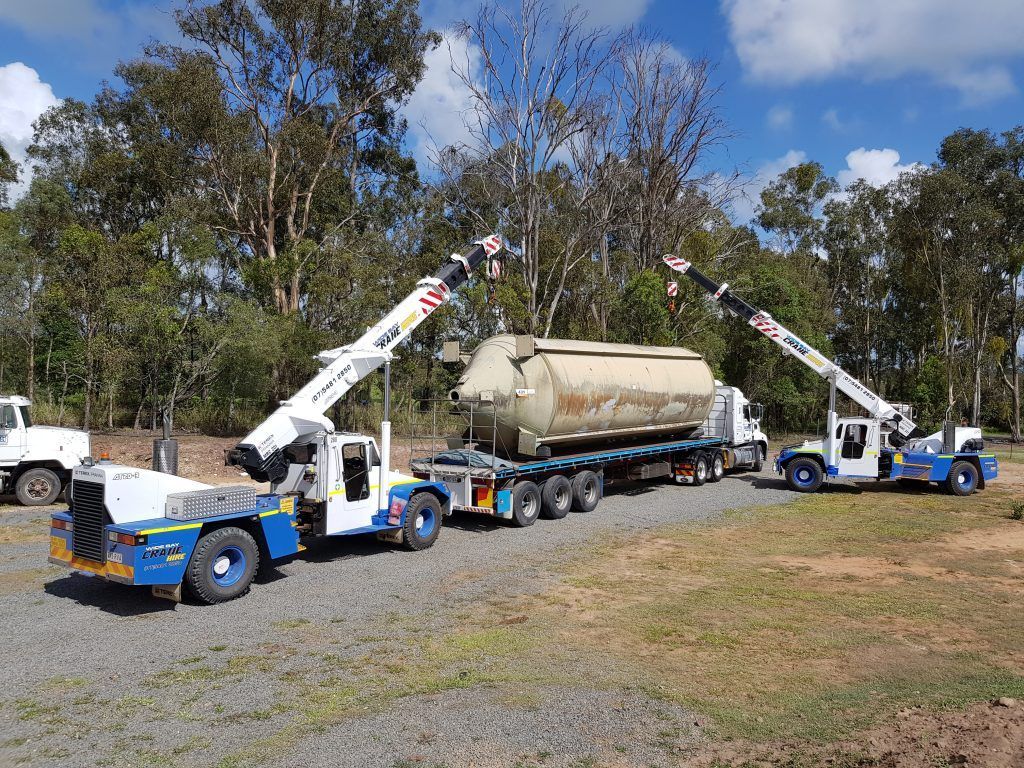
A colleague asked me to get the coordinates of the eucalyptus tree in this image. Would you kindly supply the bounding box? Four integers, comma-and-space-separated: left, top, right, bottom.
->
117, 0, 437, 315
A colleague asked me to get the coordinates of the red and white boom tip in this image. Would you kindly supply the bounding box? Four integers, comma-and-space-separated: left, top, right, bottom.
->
477, 234, 503, 256
662, 254, 691, 274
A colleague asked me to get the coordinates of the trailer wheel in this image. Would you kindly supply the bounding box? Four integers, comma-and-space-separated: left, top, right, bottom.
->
692, 454, 709, 487
539, 475, 572, 519
945, 461, 978, 497
571, 471, 601, 513
708, 453, 725, 483
785, 457, 823, 493
403, 493, 442, 550
15, 468, 61, 506
185, 526, 260, 604
511, 481, 541, 527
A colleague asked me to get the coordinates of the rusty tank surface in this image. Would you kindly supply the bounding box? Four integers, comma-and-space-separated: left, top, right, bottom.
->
448, 335, 715, 457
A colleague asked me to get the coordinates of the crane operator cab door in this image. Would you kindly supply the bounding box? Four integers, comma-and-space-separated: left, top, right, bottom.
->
831, 418, 879, 478
324, 436, 378, 536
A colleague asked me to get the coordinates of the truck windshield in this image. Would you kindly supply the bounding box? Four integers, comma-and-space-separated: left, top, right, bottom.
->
19, 407, 32, 428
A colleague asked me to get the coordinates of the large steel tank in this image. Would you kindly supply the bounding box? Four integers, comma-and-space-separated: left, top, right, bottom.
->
449, 335, 715, 456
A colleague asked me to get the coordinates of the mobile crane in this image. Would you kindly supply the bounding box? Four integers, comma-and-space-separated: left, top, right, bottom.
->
662, 254, 999, 495
48, 236, 504, 603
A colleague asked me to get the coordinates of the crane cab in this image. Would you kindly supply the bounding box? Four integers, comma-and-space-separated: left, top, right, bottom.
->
272, 433, 449, 546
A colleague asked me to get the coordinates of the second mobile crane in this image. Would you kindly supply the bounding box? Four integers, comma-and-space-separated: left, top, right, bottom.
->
663, 254, 999, 496
48, 237, 504, 603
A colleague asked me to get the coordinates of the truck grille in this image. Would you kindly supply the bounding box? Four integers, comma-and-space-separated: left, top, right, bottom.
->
71, 480, 107, 562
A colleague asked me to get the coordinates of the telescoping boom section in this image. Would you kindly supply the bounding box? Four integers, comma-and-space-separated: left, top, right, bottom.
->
229, 235, 503, 483
662, 254, 922, 446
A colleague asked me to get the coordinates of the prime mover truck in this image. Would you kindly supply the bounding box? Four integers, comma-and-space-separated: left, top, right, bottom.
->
409, 334, 768, 524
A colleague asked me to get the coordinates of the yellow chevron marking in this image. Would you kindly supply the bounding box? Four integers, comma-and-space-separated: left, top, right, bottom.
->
49, 536, 135, 580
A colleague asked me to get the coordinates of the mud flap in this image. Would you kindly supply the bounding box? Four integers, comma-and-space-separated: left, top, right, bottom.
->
152, 583, 182, 603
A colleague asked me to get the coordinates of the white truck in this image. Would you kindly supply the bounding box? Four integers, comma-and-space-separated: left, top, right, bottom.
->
0, 395, 91, 505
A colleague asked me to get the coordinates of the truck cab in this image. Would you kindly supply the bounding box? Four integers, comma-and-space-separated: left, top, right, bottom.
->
704, 384, 769, 470
0, 395, 90, 505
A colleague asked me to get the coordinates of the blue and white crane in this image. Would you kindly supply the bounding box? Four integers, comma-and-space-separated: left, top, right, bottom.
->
663, 254, 999, 495
48, 237, 503, 603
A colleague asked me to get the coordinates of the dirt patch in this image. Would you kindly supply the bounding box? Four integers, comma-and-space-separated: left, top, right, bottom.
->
698, 698, 1024, 767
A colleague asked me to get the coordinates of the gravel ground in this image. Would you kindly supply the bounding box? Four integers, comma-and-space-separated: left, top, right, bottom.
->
0, 469, 801, 767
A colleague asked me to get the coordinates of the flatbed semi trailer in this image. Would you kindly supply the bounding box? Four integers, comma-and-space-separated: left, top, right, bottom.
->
410, 435, 736, 526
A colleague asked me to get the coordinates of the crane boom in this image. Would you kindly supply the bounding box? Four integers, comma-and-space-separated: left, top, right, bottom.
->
229, 235, 504, 482
662, 254, 922, 445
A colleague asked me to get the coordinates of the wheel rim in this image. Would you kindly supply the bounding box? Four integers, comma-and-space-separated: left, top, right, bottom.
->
523, 492, 538, 519
714, 457, 724, 478
415, 506, 436, 537
27, 478, 52, 500
696, 462, 707, 481
583, 480, 598, 504
555, 485, 568, 509
957, 470, 973, 490
211, 545, 246, 587
794, 466, 814, 486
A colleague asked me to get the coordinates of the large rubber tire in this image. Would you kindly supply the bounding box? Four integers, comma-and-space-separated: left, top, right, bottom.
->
184, 526, 260, 604
403, 492, 442, 550
945, 461, 979, 497
571, 470, 601, 513
15, 468, 61, 506
785, 457, 824, 493
752, 444, 765, 472
708, 452, 725, 483
692, 454, 709, 487
539, 475, 572, 520
511, 481, 541, 527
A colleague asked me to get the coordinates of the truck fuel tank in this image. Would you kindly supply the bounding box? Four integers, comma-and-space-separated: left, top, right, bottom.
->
449, 335, 716, 456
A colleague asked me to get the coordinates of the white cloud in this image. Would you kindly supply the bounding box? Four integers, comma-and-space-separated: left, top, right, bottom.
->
766, 104, 792, 130
402, 35, 481, 168
0, 63, 59, 200
729, 149, 807, 224
836, 148, 921, 189
723, 0, 1024, 105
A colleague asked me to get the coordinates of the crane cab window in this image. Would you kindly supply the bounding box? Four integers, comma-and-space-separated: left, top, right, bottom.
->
342, 443, 370, 502
841, 424, 867, 459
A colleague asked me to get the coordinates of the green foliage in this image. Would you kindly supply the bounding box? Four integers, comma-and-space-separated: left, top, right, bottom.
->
609, 270, 672, 345
0, 3, 1020, 443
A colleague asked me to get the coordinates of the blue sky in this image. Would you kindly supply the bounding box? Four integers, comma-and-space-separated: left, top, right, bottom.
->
2, 0, 1023, 220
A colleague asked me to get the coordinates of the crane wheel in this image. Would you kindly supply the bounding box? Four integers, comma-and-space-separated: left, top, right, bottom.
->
403, 492, 443, 550
945, 461, 979, 497
185, 526, 259, 604
785, 457, 823, 493
539, 475, 572, 519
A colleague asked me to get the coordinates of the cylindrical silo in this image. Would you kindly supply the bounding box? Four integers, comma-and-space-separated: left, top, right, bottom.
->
450, 335, 715, 456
